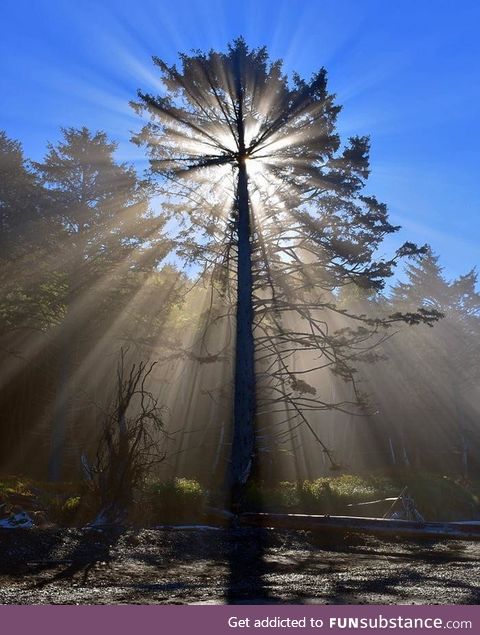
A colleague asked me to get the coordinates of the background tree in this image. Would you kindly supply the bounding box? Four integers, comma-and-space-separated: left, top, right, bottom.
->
0, 131, 66, 471
0, 131, 61, 333
384, 250, 480, 475
0, 132, 44, 261
0, 128, 181, 479
132, 39, 438, 508
32, 127, 175, 479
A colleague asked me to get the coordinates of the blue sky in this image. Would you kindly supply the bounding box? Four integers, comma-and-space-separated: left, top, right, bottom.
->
1, 0, 479, 281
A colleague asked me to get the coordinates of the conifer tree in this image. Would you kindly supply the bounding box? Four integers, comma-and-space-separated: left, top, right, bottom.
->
132, 39, 438, 507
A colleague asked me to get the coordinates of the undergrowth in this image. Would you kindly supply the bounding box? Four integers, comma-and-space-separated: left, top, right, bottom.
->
1, 472, 479, 525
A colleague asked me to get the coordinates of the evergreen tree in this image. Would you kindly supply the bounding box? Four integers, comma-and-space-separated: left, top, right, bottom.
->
0, 131, 62, 332
388, 250, 480, 474
131, 40, 438, 506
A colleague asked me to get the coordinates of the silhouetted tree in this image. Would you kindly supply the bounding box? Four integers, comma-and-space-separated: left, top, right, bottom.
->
83, 349, 166, 525
0, 132, 43, 258
132, 39, 439, 509
0, 131, 61, 332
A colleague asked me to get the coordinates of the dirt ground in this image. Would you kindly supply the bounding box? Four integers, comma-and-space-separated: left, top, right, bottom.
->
0, 527, 479, 604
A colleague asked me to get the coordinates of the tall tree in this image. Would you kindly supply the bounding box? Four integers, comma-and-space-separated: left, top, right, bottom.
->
132, 39, 438, 508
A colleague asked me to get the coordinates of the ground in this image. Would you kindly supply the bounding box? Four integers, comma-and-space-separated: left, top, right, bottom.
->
0, 527, 478, 604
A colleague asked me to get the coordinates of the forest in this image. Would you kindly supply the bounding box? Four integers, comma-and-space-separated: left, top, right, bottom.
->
1, 39, 480, 534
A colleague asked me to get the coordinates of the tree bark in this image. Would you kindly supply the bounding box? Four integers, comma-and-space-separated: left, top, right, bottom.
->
229, 159, 256, 511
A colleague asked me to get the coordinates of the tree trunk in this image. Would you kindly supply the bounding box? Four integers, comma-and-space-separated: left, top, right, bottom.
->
229, 159, 256, 511
388, 436, 397, 466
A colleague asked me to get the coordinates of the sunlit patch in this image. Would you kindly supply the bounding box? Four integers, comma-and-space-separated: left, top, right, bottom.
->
244, 156, 265, 178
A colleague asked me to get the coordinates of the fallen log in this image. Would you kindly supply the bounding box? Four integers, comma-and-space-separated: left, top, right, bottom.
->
237, 512, 480, 541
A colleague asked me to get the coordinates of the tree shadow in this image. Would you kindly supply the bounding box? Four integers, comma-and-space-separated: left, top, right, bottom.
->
225, 527, 273, 603
0, 528, 66, 576
27, 527, 123, 589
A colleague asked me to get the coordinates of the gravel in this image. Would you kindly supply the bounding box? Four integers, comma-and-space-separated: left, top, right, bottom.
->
0, 527, 478, 604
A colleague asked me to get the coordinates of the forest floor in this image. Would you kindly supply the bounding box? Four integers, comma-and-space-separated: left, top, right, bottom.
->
0, 527, 479, 605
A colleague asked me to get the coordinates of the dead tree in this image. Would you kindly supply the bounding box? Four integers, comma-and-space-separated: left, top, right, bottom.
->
83, 349, 165, 525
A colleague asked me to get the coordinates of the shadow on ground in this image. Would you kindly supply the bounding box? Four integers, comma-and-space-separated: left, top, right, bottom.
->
0, 527, 479, 604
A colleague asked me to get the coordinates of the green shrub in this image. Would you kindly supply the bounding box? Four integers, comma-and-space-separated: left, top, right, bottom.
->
2, 471, 479, 525
144, 478, 206, 524
35, 493, 86, 525
0, 476, 33, 497
298, 478, 335, 513
244, 480, 301, 511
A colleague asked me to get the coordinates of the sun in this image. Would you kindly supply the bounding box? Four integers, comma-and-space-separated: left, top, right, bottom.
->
243, 155, 265, 178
